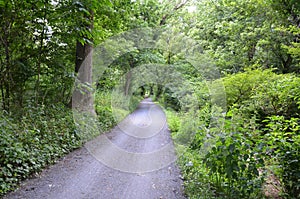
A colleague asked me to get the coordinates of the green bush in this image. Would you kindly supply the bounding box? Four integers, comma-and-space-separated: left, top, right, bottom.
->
0, 105, 80, 196
221, 69, 300, 198
263, 116, 300, 199
176, 108, 266, 198
252, 75, 300, 118
94, 91, 117, 131
203, 130, 265, 198
177, 69, 300, 199
0, 91, 124, 196
167, 108, 201, 148
178, 149, 217, 199
223, 69, 278, 107
223, 69, 300, 120
166, 110, 181, 133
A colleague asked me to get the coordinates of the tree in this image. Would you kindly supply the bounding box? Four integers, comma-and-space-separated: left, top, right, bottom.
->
269, 0, 300, 72
72, 1, 95, 114
72, 0, 165, 113
0, 0, 97, 113
167, 0, 299, 74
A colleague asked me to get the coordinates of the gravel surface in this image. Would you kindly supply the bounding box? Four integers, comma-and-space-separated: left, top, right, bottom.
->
4, 99, 186, 199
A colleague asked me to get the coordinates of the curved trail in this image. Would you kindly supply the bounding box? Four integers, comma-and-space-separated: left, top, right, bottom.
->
4, 99, 185, 199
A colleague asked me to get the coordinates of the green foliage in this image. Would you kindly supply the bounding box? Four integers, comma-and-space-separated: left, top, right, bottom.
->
166, 110, 181, 134
223, 69, 300, 119
252, 74, 300, 118
0, 0, 79, 110
178, 150, 217, 199
0, 0, 299, 198
176, 68, 300, 198
263, 116, 300, 198
94, 91, 117, 131
219, 70, 300, 198
204, 129, 265, 198
168, 0, 300, 74
0, 105, 80, 196
223, 69, 277, 106
177, 106, 265, 199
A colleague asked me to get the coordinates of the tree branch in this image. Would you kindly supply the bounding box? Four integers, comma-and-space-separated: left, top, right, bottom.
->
160, 0, 189, 25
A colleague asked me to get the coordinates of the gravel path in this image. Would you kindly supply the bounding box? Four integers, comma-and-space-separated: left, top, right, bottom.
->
4, 99, 186, 199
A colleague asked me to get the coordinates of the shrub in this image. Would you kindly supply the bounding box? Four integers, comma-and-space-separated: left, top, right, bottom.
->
0, 105, 80, 196
264, 116, 300, 199
177, 105, 266, 198
94, 91, 117, 131
175, 69, 300, 199
223, 69, 300, 120
178, 149, 217, 199
166, 110, 181, 133
203, 130, 265, 198
223, 69, 277, 107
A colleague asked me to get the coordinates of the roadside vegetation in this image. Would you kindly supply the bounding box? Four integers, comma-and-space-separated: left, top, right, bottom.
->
1, 0, 299, 198
166, 69, 300, 198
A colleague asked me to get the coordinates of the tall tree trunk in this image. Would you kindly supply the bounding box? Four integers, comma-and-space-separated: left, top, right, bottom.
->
73, 41, 95, 115
124, 55, 135, 96
72, 10, 95, 115
124, 71, 132, 96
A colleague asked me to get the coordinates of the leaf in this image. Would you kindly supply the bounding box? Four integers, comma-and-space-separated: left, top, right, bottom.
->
78, 7, 91, 16
0, 0, 4, 7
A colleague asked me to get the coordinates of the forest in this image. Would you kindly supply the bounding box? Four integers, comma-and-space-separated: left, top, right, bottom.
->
0, 0, 299, 198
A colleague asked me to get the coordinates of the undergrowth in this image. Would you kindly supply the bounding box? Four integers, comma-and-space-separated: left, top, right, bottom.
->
166, 69, 300, 199
0, 91, 117, 196
0, 104, 80, 195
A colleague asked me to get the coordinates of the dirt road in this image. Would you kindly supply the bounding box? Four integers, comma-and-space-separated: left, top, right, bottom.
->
4, 99, 185, 199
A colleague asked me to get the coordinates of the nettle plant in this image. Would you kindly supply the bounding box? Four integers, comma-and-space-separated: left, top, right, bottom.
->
263, 116, 300, 199
203, 114, 266, 198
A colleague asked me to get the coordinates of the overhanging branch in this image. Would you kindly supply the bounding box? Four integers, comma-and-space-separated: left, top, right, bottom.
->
160, 0, 189, 25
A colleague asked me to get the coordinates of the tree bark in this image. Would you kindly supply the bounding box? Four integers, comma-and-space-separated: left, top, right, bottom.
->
124, 54, 135, 96
73, 41, 96, 115
124, 71, 132, 96
72, 10, 96, 115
